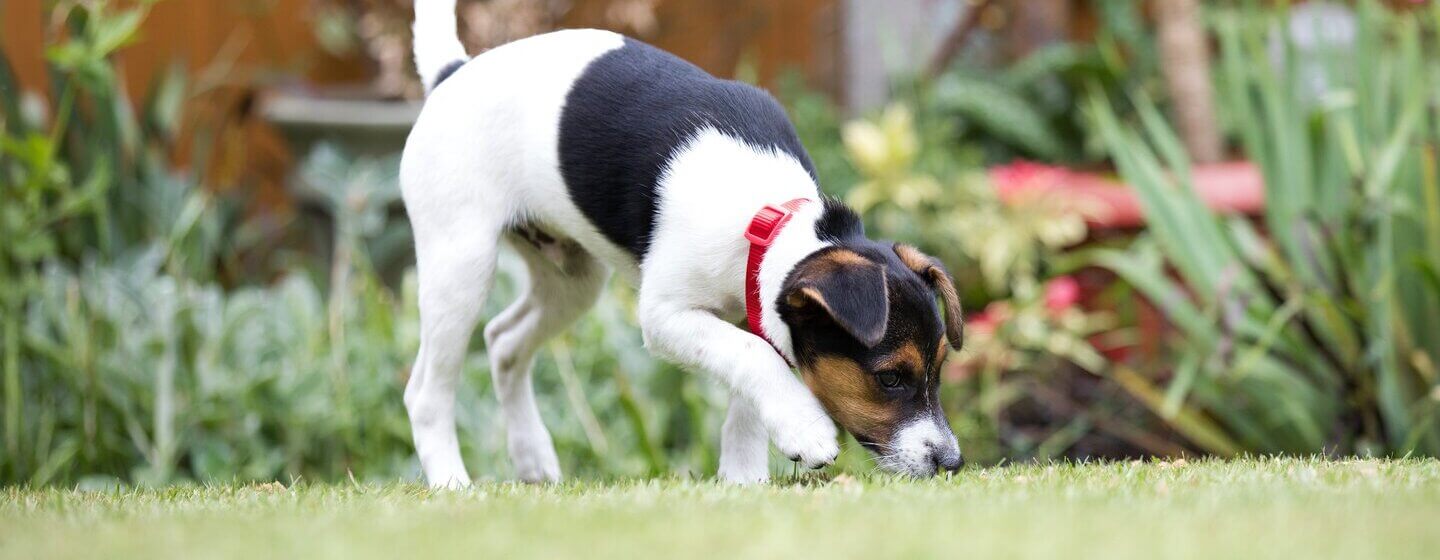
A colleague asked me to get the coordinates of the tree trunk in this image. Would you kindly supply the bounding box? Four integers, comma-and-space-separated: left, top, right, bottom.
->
1006, 0, 1070, 60
1156, 0, 1224, 164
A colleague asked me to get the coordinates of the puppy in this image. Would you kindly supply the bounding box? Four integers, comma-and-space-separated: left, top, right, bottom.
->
403, 0, 964, 487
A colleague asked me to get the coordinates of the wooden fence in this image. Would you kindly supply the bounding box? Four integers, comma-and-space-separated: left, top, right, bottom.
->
3, 0, 840, 100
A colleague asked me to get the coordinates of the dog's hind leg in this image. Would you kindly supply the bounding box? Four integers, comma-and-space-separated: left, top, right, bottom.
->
405, 220, 500, 488
484, 229, 608, 483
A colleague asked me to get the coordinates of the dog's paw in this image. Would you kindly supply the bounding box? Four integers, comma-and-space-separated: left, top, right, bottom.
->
427, 473, 473, 490
508, 434, 562, 484
718, 463, 771, 485
718, 447, 771, 484
762, 398, 839, 470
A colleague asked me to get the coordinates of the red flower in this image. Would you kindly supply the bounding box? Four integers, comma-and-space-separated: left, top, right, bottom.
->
988, 160, 1071, 200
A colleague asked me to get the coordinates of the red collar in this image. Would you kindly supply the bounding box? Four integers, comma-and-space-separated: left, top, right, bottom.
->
745, 198, 811, 364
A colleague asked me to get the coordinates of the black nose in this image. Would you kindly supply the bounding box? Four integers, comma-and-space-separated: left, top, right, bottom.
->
928, 443, 964, 474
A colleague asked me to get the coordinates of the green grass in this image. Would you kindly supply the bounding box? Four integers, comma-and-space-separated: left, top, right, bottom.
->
3, 458, 1438, 559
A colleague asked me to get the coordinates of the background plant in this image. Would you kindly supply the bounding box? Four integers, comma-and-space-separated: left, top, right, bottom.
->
1089, 0, 1440, 457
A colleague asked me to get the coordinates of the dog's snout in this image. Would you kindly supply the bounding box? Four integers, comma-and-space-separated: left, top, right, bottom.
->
928, 441, 964, 473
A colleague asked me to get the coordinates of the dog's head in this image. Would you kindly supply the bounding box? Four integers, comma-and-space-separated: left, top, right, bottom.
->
779, 236, 964, 477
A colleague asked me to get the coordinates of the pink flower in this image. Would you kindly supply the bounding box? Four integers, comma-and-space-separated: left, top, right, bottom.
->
968, 302, 1011, 335
1044, 276, 1082, 313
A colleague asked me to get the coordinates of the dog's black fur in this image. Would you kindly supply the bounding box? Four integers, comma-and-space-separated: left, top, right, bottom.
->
558, 38, 816, 259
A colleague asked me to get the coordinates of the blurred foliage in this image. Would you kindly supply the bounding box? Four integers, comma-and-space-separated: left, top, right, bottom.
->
1, 0, 241, 482
0, 1, 728, 485
1089, 0, 1440, 457
915, 0, 1161, 166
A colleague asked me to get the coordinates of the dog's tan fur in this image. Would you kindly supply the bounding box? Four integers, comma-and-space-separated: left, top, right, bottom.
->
802, 356, 897, 444
895, 244, 964, 349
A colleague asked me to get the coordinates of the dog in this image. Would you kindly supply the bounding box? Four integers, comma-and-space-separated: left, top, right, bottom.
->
402, 0, 965, 487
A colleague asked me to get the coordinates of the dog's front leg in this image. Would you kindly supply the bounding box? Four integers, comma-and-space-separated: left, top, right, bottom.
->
719, 396, 770, 484
639, 301, 839, 473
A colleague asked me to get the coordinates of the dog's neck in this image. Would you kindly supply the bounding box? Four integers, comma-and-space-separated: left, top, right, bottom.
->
753, 202, 832, 365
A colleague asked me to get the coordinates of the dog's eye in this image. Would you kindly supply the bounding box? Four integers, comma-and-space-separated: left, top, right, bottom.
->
877, 370, 903, 388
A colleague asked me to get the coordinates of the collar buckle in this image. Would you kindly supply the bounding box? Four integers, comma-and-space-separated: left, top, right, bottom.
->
744, 204, 797, 247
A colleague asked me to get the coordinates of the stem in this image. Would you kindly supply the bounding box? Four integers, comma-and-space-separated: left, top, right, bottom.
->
551, 341, 609, 458
611, 366, 664, 476
152, 307, 177, 482
3, 314, 21, 476
328, 216, 356, 467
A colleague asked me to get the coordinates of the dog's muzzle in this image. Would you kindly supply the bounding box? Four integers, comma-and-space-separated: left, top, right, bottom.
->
873, 419, 963, 477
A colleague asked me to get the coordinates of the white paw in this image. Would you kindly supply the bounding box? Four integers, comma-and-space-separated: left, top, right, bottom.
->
718, 454, 770, 485
509, 433, 562, 483
761, 396, 839, 470
429, 474, 473, 490
718, 467, 771, 485
419, 454, 472, 489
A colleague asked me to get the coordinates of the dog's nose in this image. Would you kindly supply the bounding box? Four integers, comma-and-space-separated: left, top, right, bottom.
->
927, 442, 964, 474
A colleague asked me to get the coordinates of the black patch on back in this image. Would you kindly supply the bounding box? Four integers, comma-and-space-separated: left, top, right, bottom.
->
433, 59, 466, 89
558, 38, 817, 259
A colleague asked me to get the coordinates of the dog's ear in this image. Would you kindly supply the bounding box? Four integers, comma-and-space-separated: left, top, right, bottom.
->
784, 249, 889, 348
894, 244, 964, 350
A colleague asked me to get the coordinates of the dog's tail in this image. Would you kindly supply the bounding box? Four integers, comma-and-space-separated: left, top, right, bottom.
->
413, 0, 468, 95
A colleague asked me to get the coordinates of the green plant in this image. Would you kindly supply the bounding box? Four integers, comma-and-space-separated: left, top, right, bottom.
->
1088, 1, 1440, 456
1, 0, 242, 480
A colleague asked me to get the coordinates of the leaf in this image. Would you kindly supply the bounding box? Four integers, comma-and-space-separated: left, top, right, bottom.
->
90, 8, 147, 57
934, 75, 1065, 160
1110, 365, 1242, 456
143, 62, 187, 141
0, 45, 26, 136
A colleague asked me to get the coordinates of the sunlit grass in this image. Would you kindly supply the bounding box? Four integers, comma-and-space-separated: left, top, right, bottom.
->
3, 457, 1438, 559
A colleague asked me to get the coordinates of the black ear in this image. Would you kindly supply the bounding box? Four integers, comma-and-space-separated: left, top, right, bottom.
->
894, 244, 964, 350
784, 250, 890, 347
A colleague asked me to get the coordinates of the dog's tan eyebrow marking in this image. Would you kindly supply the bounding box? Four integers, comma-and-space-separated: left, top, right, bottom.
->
875, 342, 923, 374
816, 248, 872, 270
792, 249, 874, 284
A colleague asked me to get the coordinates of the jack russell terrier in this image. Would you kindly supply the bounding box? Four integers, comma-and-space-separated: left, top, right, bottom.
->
403, 0, 964, 487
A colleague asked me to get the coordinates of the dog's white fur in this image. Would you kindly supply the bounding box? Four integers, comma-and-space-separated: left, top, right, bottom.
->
412, 0, 466, 95
402, 25, 845, 487
879, 419, 959, 477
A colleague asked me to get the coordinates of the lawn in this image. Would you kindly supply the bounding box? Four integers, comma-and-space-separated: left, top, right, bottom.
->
3, 457, 1438, 559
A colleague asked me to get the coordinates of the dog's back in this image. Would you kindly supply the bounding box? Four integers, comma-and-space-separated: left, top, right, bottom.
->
556, 37, 817, 258
406, 25, 820, 278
